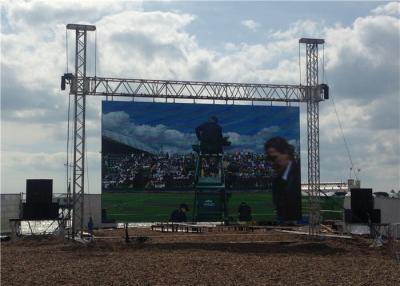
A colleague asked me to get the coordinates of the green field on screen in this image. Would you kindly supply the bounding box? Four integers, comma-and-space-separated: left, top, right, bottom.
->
102, 192, 344, 222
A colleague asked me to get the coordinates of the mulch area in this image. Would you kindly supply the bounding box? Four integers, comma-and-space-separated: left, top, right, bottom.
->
1, 227, 399, 286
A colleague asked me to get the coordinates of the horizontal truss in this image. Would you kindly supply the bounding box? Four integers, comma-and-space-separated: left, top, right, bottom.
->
77, 77, 325, 102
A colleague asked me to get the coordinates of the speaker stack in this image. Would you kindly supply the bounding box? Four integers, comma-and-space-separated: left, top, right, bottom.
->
22, 179, 59, 220
345, 188, 381, 224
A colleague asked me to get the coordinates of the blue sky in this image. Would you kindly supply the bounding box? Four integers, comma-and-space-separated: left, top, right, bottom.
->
103, 101, 299, 135
143, 2, 381, 50
1, 1, 399, 194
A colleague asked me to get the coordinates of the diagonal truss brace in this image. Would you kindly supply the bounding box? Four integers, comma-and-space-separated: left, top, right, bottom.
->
79, 77, 326, 103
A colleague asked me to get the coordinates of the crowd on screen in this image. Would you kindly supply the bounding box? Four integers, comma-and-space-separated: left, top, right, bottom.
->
102, 152, 274, 191
224, 152, 273, 189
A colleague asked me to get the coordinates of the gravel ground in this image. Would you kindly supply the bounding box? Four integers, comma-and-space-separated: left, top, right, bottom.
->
1, 228, 399, 286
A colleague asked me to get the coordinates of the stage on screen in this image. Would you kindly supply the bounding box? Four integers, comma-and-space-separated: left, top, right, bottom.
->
101, 101, 300, 222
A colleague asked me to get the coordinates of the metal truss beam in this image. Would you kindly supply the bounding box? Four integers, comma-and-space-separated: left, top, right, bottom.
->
300, 38, 324, 236
85, 77, 326, 103
67, 24, 96, 238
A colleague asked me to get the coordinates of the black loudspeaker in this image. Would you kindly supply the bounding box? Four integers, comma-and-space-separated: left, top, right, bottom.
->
26, 179, 53, 205
351, 188, 373, 223
320, 83, 329, 99
22, 203, 59, 220
61, 75, 66, 90
370, 209, 381, 224
351, 188, 373, 210
345, 209, 381, 224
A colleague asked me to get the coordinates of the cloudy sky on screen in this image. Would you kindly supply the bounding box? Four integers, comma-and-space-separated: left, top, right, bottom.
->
102, 101, 300, 154
1, 1, 399, 193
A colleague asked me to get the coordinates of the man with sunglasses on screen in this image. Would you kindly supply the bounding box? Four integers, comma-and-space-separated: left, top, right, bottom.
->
264, 137, 302, 225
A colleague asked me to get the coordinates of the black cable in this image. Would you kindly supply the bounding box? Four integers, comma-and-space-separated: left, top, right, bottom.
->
323, 63, 359, 181
317, 50, 379, 238
322, 44, 325, 84
65, 27, 71, 199
65, 91, 72, 235
66, 93, 71, 190
85, 140, 92, 217
66, 29, 69, 73
298, 43, 302, 85
95, 29, 97, 78
330, 94, 359, 181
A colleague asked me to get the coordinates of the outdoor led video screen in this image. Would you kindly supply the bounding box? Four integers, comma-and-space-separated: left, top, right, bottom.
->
101, 101, 300, 222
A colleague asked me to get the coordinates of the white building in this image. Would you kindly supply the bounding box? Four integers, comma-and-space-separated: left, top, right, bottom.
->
301, 179, 362, 196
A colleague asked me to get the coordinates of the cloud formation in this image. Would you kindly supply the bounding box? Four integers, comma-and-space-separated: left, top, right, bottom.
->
1, 1, 399, 193
371, 2, 399, 16
103, 111, 295, 155
241, 19, 260, 31
103, 111, 197, 154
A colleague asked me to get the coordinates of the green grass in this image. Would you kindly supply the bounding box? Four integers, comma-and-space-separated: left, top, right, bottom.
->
227, 191, 275, 221
102, 191, 344, 223
102, 192, 194, 222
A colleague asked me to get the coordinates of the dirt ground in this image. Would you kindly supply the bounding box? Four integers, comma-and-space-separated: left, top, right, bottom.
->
1, 227, 399, 286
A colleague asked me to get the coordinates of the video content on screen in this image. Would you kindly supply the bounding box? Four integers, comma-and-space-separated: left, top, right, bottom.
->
101, 101, 301, 223
102, 101, 300, 193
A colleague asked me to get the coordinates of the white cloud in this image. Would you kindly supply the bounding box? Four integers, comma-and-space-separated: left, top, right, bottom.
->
103, 110, 297, 155
324, 14, 400, 102
1, 1, 399, 193
226, 126, 300, 154
102, 111, 130, 129
371, 2, 399, 16
3, 152, 68, 170
95, 10, 203, 80
241, 19, 260, 31
271, 20, 324, 40
2, 0, 142, 32
1, 151, 101, 193
103, 111, 197, 154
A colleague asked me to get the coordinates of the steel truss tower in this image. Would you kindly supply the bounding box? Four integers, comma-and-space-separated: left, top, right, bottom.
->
300, 38, 325, 235
63, 24, 327, 237
66, 24, 96, 237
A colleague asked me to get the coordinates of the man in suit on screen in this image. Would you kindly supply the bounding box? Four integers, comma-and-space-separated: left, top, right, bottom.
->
264, 137, 302, 223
